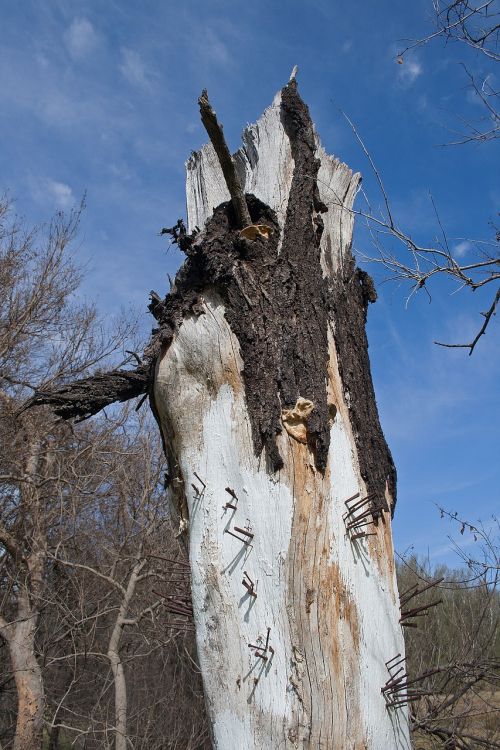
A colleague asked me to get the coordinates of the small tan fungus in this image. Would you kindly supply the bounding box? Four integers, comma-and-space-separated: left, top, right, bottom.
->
282, 397, 314, 443
239, 224, 272, 240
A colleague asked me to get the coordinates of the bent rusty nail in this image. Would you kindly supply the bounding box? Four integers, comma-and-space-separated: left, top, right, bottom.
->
385, 695, 421, 709
382, 669, 407, 691
242, 579, 257, 598
346, 509, 375, 529
193, 472, 206, 488
234, 526, 254, 539
264, 627, 271, 650
394, 668, 442, 690
400, 577, 444, 607
383, 674, 408, 692
385, 653, 401, 667
400, 599, 442, 620
385, 654, 405, 670
344, 496, 372, 517
225, 529, 250, 544
344, 491, 360, 505
348, 520, 375, 533
344, 494, 373, 515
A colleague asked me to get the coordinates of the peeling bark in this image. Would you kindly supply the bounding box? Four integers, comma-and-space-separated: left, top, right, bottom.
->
329, 257, 397, 515
155, 84, 341, 474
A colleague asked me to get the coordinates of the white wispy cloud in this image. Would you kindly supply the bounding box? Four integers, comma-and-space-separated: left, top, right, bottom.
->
31, 178, 75, 209
119, 48, 153, 90
64, 18, 98, 60
203, 28, 231, 65
46, 179, 75, 208
453, 240, 472, 258
398, 56, 423, 86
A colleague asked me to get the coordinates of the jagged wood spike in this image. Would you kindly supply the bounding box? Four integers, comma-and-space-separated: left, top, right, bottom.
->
198, 89, 251, 229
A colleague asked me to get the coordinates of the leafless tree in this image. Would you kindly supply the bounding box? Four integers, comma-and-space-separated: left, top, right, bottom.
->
43, 411, 179, 750
0, 196, 135, 749
396, 1, 500, 150
396, 509, 499, 749
0, 195, 211, 750
19, 409, 208, 750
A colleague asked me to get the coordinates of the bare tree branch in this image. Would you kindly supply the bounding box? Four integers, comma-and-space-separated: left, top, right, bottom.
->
398, 1, 500, 62
435, 285, 500, 353
318, 108, 500, 353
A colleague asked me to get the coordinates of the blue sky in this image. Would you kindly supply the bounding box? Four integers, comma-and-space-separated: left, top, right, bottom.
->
1, 0, 498, 568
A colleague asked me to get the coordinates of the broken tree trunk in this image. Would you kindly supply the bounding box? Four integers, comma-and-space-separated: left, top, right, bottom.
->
152, 81, 411, 748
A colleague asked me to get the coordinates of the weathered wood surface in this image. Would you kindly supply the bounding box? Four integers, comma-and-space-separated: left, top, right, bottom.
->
155, 83, 411, 749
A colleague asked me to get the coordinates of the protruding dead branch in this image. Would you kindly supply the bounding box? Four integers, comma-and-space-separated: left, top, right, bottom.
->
22, 365, 150, 421
198, 89, 251, 229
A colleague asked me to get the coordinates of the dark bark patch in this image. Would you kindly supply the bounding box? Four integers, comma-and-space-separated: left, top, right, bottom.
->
278, 80, 330, 471
328, 257, 397, 515
153, 195, 285, 471
154, 82, 332, 472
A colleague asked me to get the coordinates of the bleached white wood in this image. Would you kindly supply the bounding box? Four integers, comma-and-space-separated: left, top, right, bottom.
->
316, 144, 361, 275
157, 91, 411, 749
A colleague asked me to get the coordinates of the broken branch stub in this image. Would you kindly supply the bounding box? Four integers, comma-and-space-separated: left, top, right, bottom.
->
22, 365, 150, 421
198, 89, 251, 229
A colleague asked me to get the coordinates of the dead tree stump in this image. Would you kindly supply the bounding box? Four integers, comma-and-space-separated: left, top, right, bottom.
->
152, 81, 411, 749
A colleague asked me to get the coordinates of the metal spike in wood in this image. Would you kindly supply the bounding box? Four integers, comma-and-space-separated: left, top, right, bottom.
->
400, 598, 443, 622
399, 576, 444, 607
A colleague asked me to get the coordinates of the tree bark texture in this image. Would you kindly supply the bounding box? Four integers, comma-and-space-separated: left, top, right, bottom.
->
152, 82, 411, 749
